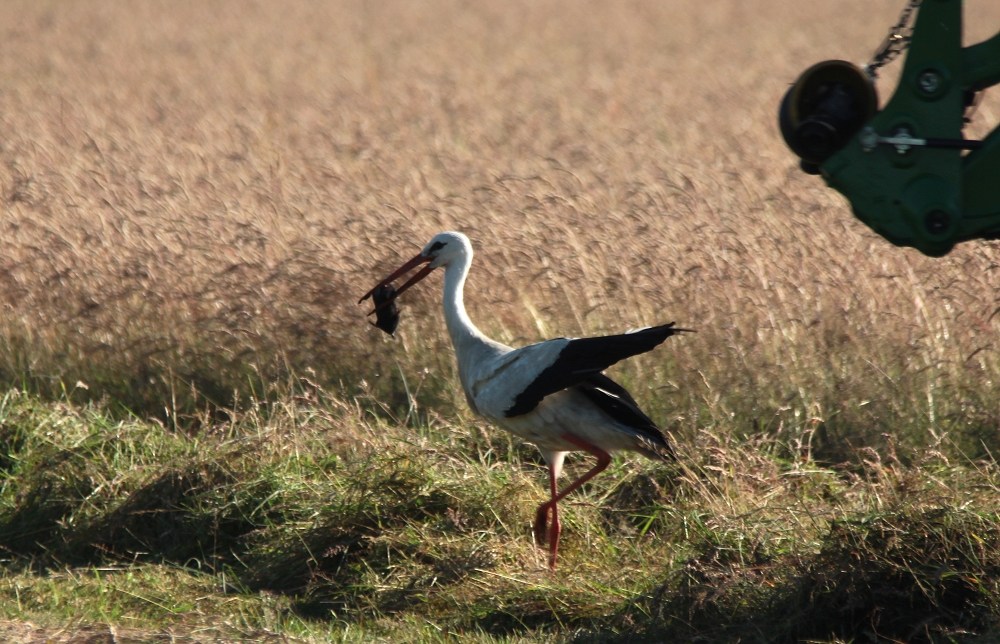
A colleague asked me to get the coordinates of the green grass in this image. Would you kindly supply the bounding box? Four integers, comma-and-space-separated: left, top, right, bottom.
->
2, 388, 998, 643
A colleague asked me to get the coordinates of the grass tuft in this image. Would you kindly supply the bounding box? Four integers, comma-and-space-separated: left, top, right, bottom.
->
2, 391, 999, 642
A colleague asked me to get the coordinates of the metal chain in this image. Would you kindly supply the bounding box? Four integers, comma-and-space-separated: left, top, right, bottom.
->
864, 0, 922, 80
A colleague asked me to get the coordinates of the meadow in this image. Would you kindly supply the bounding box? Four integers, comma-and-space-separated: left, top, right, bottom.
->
2, 0, 1000, 641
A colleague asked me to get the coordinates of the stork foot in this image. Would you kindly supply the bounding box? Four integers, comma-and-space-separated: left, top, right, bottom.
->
547, 511, 561, 569
533, 501, 561, 568
533, 434, 611, 570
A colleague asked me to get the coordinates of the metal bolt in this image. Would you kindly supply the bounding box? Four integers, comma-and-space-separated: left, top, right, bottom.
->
918, 71, 941, 95
925, 210, 951, 236
860, 127, 878, 152
893, 127, 913, 154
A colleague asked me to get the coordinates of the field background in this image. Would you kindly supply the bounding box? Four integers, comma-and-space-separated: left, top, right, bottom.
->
2, 0, 1000, 642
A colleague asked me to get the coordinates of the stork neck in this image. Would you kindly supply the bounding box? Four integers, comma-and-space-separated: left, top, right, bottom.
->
442, 253, 485, 344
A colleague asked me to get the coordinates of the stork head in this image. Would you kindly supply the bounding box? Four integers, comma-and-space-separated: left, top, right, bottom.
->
422, 231, 472, 268
359, 230, 471, 316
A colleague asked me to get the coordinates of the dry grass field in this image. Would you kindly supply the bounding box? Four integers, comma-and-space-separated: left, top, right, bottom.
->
2, 0, 1000, 642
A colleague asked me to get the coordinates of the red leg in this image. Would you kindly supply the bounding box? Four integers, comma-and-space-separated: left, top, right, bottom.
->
533, 434, 612, 569
534, 465, 560, 549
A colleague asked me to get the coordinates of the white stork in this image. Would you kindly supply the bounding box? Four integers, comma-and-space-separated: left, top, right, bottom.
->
359, 231, 690, 569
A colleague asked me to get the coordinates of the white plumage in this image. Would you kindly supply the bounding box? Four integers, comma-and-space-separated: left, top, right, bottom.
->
360, 231, 690, 569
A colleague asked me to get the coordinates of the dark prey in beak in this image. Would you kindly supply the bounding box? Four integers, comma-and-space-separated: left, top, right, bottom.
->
368, 284, 400, 336
359, 251, 435, 334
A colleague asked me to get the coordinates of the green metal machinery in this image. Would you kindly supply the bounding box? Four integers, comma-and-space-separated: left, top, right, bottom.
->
779, 0, 1000, 256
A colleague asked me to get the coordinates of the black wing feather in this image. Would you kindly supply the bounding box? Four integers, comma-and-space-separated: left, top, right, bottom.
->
576, 374, 676, 459
504, 322, 690, 417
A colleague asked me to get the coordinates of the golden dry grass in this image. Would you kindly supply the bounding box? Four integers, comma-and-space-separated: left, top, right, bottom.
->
2, 0, 1000, 429
2, 0, 999, 433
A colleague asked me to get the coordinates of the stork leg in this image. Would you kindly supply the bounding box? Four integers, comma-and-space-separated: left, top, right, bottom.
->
534, 434, 612, 569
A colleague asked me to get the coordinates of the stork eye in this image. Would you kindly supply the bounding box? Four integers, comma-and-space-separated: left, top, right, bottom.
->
428, 241, 446, 253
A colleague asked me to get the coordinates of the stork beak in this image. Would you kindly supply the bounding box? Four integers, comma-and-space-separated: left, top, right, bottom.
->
359, 253, 435, 315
